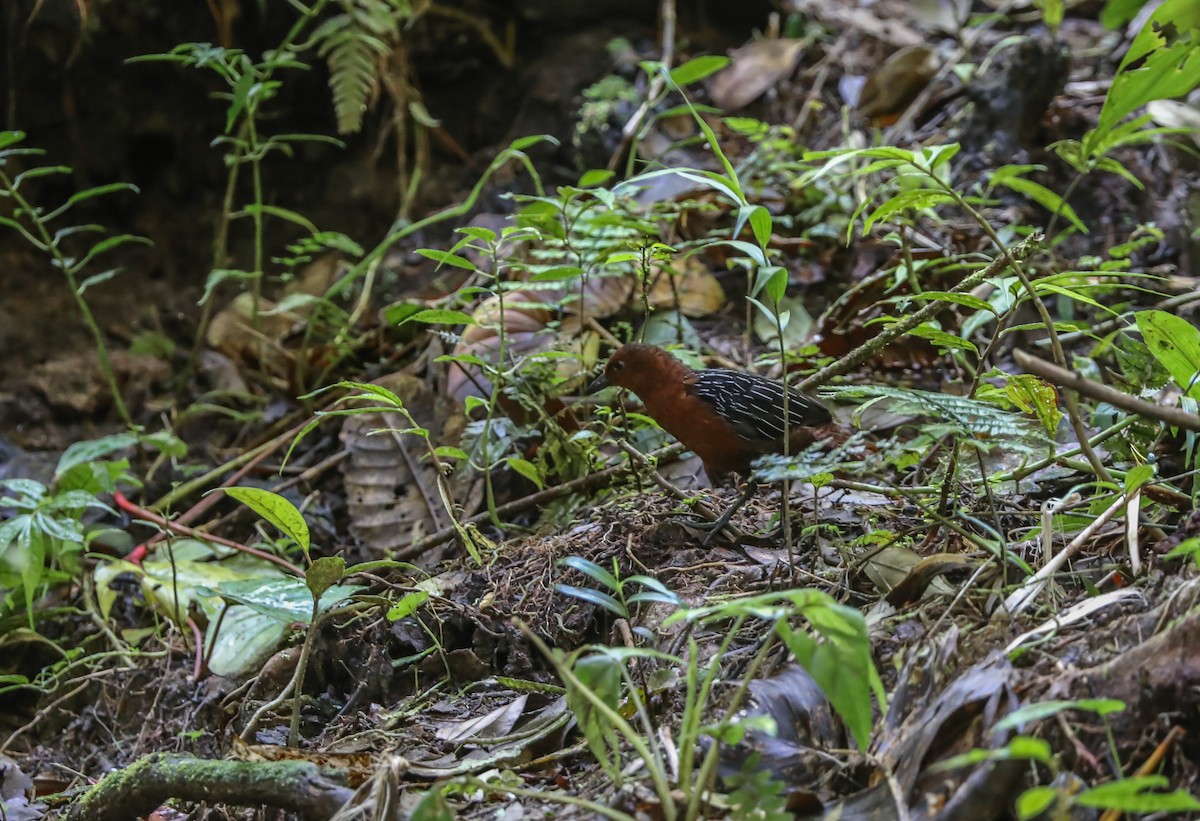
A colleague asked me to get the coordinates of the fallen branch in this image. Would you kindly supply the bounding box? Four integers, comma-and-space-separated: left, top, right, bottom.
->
66, 753, 353, 821
1013, 349, 1200, 433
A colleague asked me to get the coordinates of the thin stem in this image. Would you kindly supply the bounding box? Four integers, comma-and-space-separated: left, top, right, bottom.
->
0, 167, 132, 425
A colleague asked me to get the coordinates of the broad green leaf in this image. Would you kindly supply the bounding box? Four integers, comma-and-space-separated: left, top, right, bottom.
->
748, 205, 772, 249
219, 486, 310, 555
1098, 2, 1200, 137
670, 55, 731, 85
1003, 374, 1062, 435
55, 433, 139, 477
1016, 786, 1058, 820
506, 456, 544, 489
386, 590, 430, 621
1136, 309, 1200, 399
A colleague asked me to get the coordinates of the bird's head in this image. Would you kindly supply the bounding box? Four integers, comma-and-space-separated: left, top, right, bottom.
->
587, 343, 690, 398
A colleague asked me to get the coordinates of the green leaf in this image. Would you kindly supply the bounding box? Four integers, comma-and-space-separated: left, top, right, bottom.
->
992, 698, 1125, 732
905, 322, 978, 355
55, 433, 139, 477
1003, 374, 1062, 435
670, 55, 730, 85
434, 446, 468, 461
1098, 3, 1200, 137
578, 169, 615, 187
410, 788, 455, 821
386, 589, 430, 621
992, 171, 1088, 233
556, 584, 625, 617
306, 556, 346, 599
1165, 536, 1200, 565
776, 600, 878, 751
1016, 786, 1059, 820
1136, 309, 1200, 399
905, 291, 998, 315
559, 556, 619, 591
1124, 463, 1155, 492
747, 205, 772, 248
506, 456, 544, 489
402, 309, 477, 326
43, 182, 140, 222
416, 249, 476, 270
1077, 776, 1200, 812
219, 487, 310, 556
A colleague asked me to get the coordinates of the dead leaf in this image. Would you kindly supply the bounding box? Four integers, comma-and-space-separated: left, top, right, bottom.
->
710, 39, 806, 111
435, 695, 529, 744
340, 373, 477, 554
856, 46, 939, 124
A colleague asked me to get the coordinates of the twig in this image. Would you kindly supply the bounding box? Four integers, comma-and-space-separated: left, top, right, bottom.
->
616, 441, 748, 541
999, 489, 1133, 618
113, 492, 305, 577
606, 0, 677, 171
1012, 349, 1200, 432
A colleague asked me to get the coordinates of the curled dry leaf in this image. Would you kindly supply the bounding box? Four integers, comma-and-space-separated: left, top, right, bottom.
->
580, 258, 726, 321
856, 46, 939, 125
340, 373, 478, 557
206, 253, 342, 379
710, 38, 806, 111
446, 288, 588, 405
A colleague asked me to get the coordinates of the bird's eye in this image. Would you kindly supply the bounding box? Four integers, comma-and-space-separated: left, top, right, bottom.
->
611, 360, 625, 371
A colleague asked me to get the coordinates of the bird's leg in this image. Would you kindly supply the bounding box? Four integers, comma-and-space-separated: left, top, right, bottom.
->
695, 479, 758, 546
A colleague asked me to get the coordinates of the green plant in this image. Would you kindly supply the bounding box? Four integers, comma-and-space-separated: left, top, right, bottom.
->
216, 486, 364, 746
0, 132, 151, 425
936, 700, 1200, 819
128, 6, 344, 367
556, 556, 681, 639
551, 567, 883, 821
0, 433, 175, 626
1047, 0, 1200, 232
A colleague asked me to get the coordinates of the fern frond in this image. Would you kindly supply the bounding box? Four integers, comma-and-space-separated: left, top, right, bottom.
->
315, 0, 409, 134
827, 384, 1053, 453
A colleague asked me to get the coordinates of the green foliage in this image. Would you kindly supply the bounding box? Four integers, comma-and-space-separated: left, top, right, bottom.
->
557, 556, 682, 638
315, 0, 412, 134
0, 434, 159, 626
827, 385, 1053, 458
938, 699, 1200, 818
1135, 309, 1200, 399
220, 486, 312, 560
669, 590, 884, 752
0, 131, 150, 424
1052, 0, 1200, 186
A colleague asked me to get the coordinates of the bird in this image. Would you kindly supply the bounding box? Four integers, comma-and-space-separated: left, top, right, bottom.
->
588, 343, 831, 542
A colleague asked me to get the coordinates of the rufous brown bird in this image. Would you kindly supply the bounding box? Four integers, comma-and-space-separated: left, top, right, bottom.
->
589, 343, 831, 541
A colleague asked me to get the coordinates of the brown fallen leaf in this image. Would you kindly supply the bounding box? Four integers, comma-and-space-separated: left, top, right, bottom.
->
856, 46, 939, 125
710, 38, 806, 111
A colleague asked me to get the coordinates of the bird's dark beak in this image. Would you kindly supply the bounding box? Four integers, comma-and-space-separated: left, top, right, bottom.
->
587, 372, 610, 394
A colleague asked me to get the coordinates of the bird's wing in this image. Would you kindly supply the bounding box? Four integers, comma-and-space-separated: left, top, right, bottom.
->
690, 369, 830, 444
